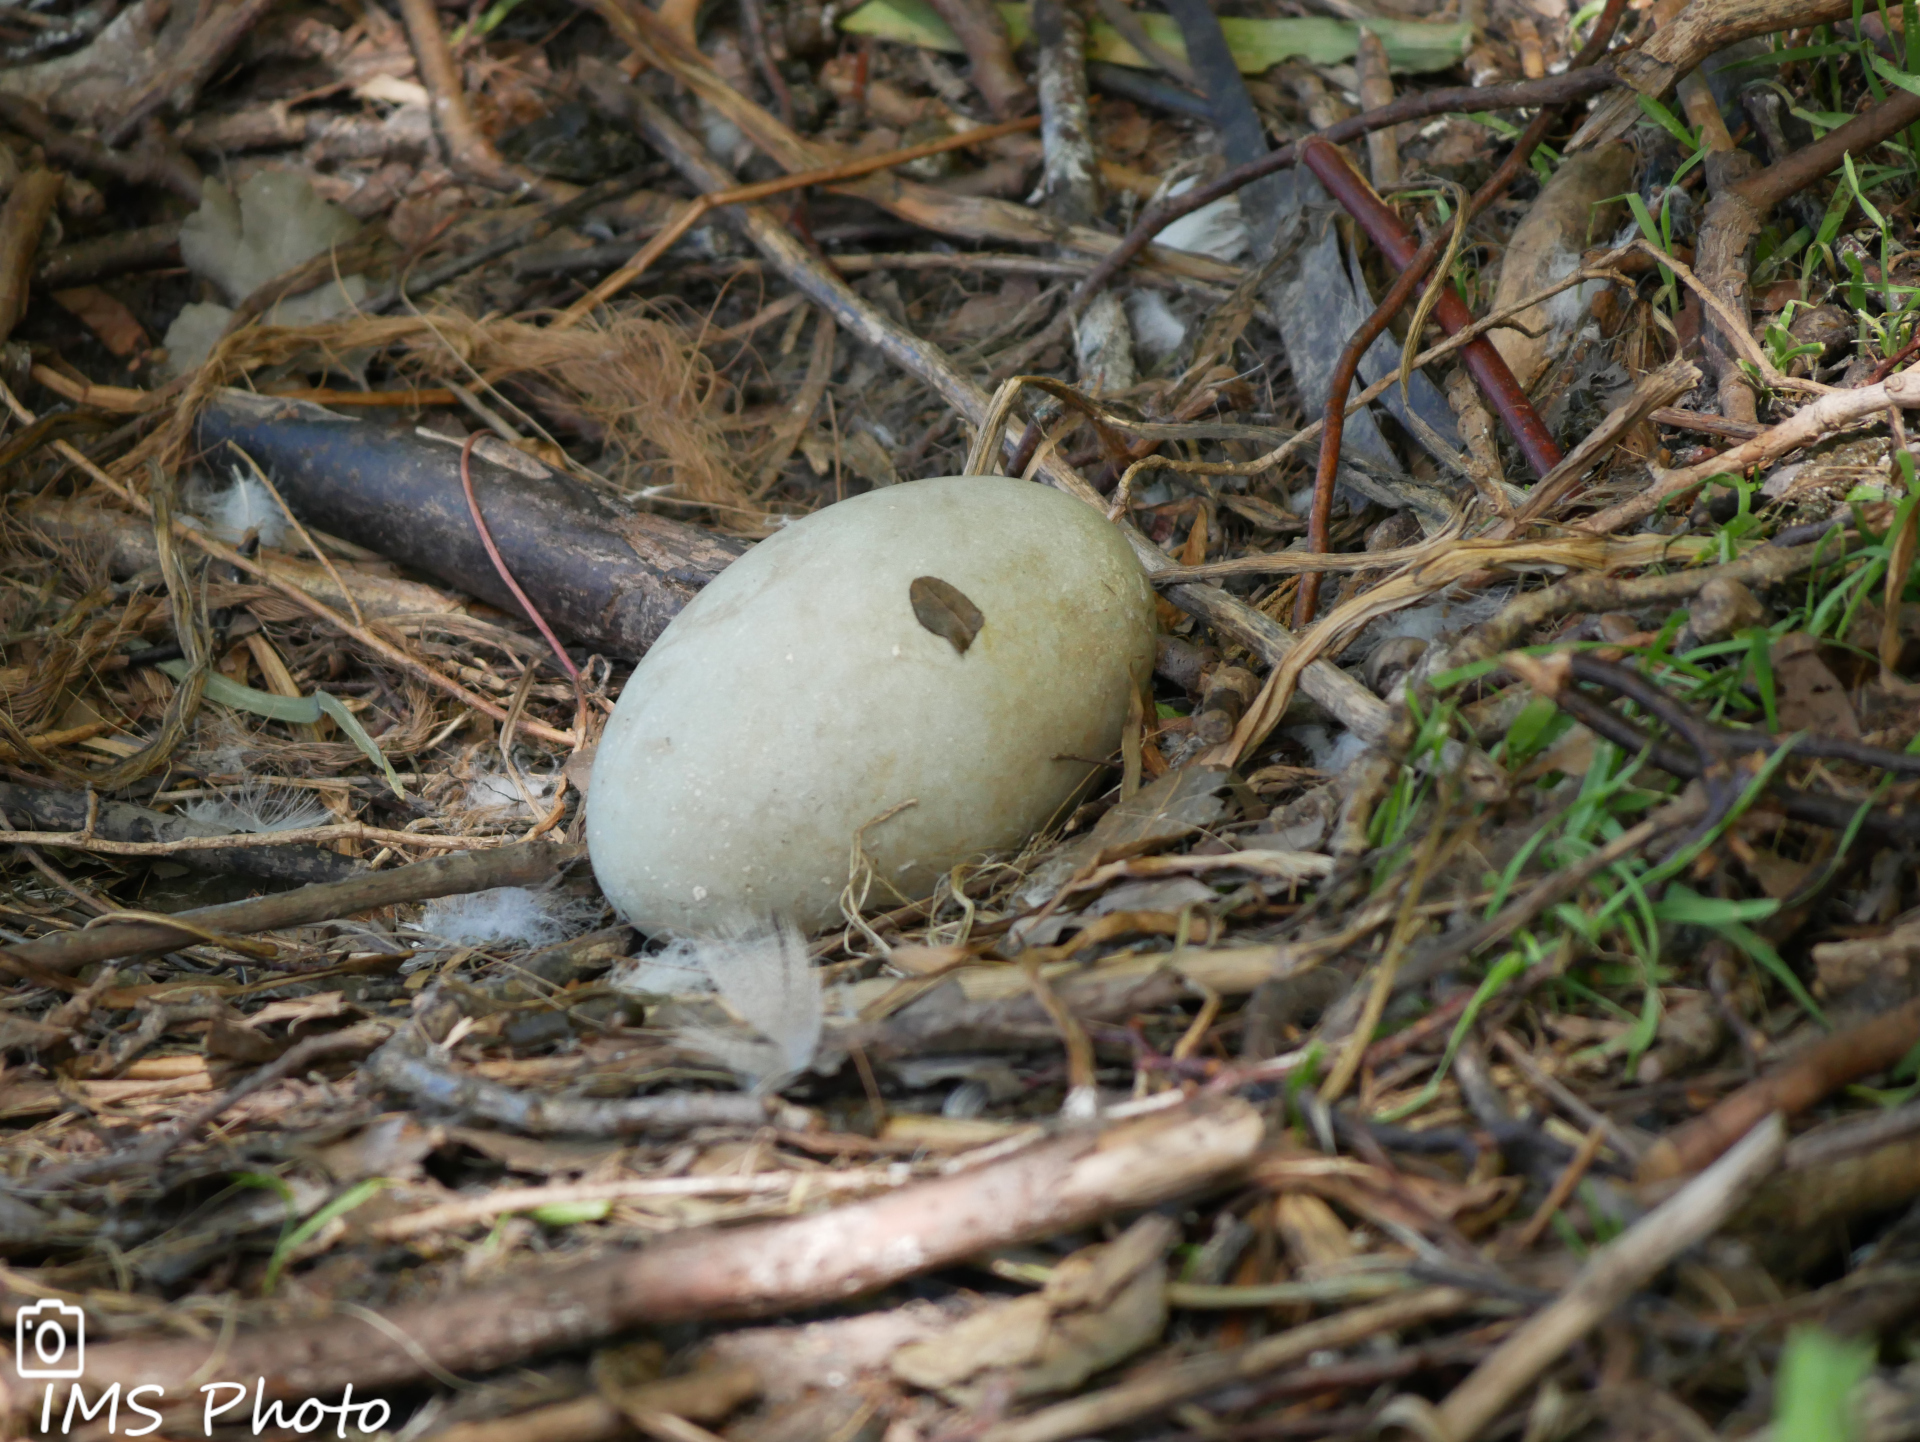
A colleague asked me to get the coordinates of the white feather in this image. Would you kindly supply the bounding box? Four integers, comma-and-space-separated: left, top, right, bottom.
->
1126, 290, 1188, 360
461, 763, 557, 820
182, 780, 330, 834
637, 919, 822, 1090
413, 886, 595, 949
1155, 179, 1247, 261
185, 468, 290, 549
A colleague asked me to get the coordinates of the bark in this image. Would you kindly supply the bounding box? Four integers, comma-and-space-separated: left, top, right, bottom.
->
0, 840, 582, 978
0, 783, 361, 887
924, 0, 1034, 118
194, 391, 744, 660
1033, 0, 1134, 395
69, 1097, 1261, 1401
104, 0, 279, 146
0, 168, 63, 343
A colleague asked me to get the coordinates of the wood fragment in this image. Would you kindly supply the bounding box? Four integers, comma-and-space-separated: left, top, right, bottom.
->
0, 840, 581, 979
74, 1097, 1263, 1400
1640, 999, 1920, 1183
1432, 1117, 1784, 1442
0, 167, 63, 344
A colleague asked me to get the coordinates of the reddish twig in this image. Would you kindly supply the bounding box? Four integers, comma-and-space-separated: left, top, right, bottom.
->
459, 434, 580, 685
1291, 124, 1565, 623
1638, 996, 1920, 1184
1303, 143, 1563, 481
1066, 68, 1619, 320
1284, 0, 1629, 625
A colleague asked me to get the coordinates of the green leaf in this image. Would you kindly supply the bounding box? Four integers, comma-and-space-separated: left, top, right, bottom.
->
158, 660, 404, 798
1873, 49, 1920, 96
1636, 94, 1699, 150
1649, 887, 1781, 926
1503, 695, 1568, 767
529, 1198, 613, 1225
263, 1179, 389, 1295
1775, 1327, 1872, 1442
1843, 152, 1888, 232
838, 0, 1473, 72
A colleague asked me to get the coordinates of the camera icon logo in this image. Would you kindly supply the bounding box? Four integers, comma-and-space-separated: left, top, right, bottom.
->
15, 1299, 84, 1379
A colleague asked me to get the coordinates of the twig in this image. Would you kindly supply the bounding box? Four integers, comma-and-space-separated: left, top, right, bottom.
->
368, 168, 653, 314
19, 1020, 398, 1191
0, 840, 580, 979
365, 1020, 793, 1136
1292, 103, 1563, 624
0, 168, 63, 345
0, 95, 201, 203
1454, 535, 1841, 664
750, 310, 835, 498
979, 1288, 1475, 1442
0, 781, 359, 887
1639, 1000, 1920, 1183
1300, 140, 1561, 487
103, 0, 277, 147
553, 115, 1041, 325
0, 822, 521, 855
368, 1170, 918, 1242
72, 1098, 1263, 1401
459, 434, 580, 689
1567, 652, 1920, 777
1430, 1116, 1783, 1442
0, 379, 578, 747
924, 0, 1033, 117
1508, 1120, 1610, 1253
395, 0, 569, 198
1111, 258, 1633, 519
1567, 0, 1855, 150
1068, 68, 1618, 315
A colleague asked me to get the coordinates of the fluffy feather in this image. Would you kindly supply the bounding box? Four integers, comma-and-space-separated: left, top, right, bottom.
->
1126, 290, 1188, 361
623, 919, 822, 1091
185, 468, 290, 549
460, 763, 558, 820
181, 780, 330, 833
1155, 179, 1247, 262
413, 886, 597, 949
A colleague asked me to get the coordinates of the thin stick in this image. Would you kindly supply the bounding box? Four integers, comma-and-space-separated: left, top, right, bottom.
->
459, 435, 579, 685
0, 839, 581, 979
73, 1098, 1264, 1401
555, 114, 1041, 326
0, 378, 576, 747
1068, 68, 1618, 316
1581, 366, 1920, 533
0, 824, 519, 854
229, 444, 369, 631
981, 1288, 1474, 1442
1638, 995, 1920, 1183
369, 1170, 916, 1242
1508, 1119, 1610, 1253
1433, 1116, 1783, 1442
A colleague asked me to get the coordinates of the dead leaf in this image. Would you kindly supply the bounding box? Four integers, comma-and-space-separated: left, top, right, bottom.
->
1770, 633, 1861, 740
205, 1010, 285, 1063
891, 1293, 1052, 1388
52, 287, 150, 358
910, 575, 984, 654
841, 429, 899, 488
1010, 1262, 1166, 1397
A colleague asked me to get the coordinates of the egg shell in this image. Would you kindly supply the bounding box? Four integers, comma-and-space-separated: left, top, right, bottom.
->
587, 475, 1156, 935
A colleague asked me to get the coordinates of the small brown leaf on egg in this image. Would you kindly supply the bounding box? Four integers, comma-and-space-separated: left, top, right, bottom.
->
910, 576, 984, 654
